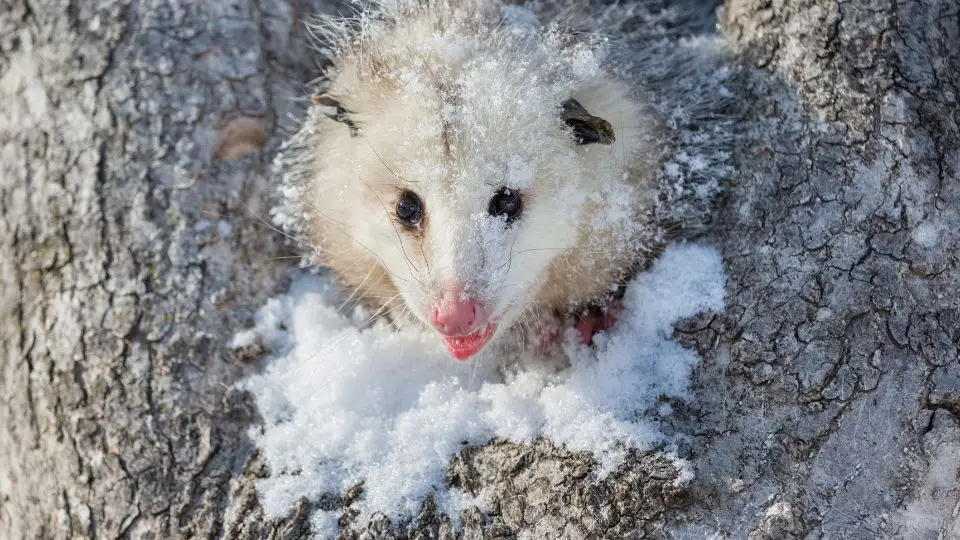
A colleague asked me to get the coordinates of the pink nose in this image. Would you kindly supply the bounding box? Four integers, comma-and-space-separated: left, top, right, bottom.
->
430, 291, 488, 336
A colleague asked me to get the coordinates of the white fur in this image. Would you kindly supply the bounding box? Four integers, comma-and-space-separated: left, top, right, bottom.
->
300, 0, 658, 350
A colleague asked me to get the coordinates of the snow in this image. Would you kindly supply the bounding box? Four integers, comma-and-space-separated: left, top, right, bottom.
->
238, 243, 725, 533
912, 220, 943, 248
506, 154, 536, 189
897, 441, 960, 538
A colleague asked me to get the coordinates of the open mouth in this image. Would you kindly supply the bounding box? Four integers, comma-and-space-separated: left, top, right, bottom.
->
442, 323, 497, 360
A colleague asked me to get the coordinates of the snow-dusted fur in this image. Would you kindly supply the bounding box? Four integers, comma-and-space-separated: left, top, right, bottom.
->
275, 0, 734, 353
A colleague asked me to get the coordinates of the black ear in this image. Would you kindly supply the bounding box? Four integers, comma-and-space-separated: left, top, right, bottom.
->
560, 98, 615, 145
312, 94, 360, 137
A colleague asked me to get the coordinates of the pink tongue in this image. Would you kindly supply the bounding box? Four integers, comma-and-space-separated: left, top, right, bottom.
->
442, 327, 494, 360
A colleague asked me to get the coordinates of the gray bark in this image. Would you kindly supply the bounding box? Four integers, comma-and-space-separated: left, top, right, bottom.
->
1, 0, 329, 536
1, 0, 957, 539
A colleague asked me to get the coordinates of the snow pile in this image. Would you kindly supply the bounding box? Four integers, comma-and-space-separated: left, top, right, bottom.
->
237, 244, 725, 533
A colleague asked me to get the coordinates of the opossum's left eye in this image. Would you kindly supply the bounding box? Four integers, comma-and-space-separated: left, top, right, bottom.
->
396, 190, 423, 227
489, 188, 522, 223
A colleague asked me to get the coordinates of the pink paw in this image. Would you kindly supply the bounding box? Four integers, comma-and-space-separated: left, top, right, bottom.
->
526, 301, 625, 356
573, 302, 624, 345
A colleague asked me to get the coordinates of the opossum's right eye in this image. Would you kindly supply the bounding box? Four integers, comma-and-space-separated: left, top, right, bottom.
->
395, 191, 423, 227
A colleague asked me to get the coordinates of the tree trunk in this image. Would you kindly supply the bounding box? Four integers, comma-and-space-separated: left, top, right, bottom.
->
0, 0, 331, 536
1, 0, 957, 539
678, 0, 960, 536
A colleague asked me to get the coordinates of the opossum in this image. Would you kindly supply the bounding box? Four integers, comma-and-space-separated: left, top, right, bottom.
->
280, 0, 730, 360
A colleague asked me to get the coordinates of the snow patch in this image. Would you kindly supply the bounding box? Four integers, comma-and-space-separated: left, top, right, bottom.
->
239, 244, 724, 532
897, 442, 960, 538
506, 154, 536, 189
912, 220, 943, 248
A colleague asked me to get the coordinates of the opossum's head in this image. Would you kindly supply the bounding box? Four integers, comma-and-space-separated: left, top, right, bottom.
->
307, 13, 646, 360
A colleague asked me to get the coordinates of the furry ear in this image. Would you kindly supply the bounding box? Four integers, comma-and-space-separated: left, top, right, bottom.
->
312, 94, 360, 136
560, 98, 615, 145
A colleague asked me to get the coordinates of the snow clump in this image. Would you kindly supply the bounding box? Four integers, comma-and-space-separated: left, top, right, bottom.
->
236, 243, 725, 534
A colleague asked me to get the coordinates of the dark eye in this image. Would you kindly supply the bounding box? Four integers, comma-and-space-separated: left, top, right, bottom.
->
489, 188, 522, 222
396, 190, 423, 226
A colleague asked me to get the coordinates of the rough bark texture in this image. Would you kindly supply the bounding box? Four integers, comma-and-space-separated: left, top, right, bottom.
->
667, 0, 960, 537
0, 0, 331, 536
1, 0, 958, 539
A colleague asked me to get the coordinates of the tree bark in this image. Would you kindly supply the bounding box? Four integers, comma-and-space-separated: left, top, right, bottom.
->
1, 0, 957, 539
1, 0, 331, 536
674, 0, 960, 536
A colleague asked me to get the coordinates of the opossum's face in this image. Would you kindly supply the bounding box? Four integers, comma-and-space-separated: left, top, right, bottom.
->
376, 158, 585, 361
313, 54, 638, 360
